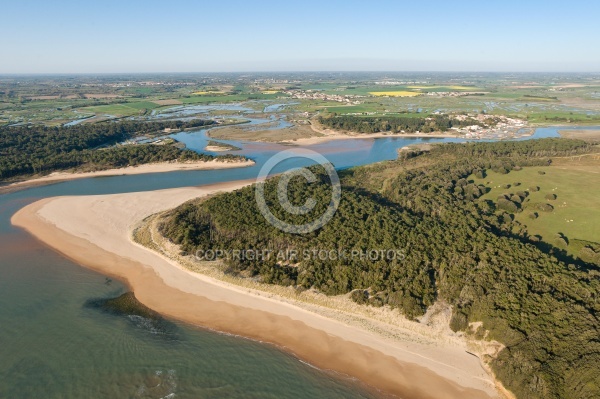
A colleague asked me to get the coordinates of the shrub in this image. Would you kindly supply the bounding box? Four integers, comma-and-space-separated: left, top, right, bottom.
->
536, 203, 554, 212
450, 311, 469, 332
497, 198, 519, 213
456, 178, 468, 187
369, 295, 384, 307
579, 247, 600, 265
555, 237, 568, 249
402, 296, 425, 320
350, 290, 369, 305
545, 193, 557, 201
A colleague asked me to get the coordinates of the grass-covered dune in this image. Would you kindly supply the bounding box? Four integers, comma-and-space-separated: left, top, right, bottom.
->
159, 138, 600, 399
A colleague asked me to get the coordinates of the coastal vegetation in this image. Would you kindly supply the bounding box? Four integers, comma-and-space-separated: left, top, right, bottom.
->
317, 114, 488, 133
159, 138, 600, 399
206, 140, 241, 151
0, 120, 245, 181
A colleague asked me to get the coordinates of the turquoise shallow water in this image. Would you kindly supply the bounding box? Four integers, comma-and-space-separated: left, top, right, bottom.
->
0, 126, 574, 398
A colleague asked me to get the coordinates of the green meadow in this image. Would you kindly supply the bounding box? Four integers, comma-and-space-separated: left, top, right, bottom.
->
472, 165, 600, 253
523, 111, 600, 124
181, 93, 282, 104
80, 101, 160, 116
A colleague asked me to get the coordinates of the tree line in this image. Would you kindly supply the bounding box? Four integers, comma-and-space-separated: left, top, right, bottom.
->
317, 114, 488, 133
0, 119, 246, 180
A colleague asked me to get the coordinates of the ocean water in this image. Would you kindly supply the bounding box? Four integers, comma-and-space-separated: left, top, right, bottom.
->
0, 126, 575, 398
0, 192, 378, 399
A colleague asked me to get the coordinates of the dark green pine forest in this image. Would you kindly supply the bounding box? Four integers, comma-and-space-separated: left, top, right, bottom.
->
317, 114, 494, 133
0, 119, 244, 181
160, 138, 600, 399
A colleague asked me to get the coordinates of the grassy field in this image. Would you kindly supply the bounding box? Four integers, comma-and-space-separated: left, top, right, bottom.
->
191, 90, 228, 95
79, 101, 160, 116
471, 163, 600, 254
369, 91, 422, 97
320, 105, 430, 117
319, 104, 384, 114
207, 123, 319, 142
181, 93, 282, 104
523, 111, 600, 124
151, 99, 182, 106
2, 74, 599, 126
407, 85, 482, 91
180, 95, 250, 104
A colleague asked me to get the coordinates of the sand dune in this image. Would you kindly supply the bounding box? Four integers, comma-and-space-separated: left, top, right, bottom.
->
12, 181, 504, 399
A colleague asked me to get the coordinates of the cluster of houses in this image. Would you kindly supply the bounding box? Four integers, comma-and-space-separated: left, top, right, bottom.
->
452, 115, 528, 139
120, 136, 173, 146
373, 81, 428, 85
283, 89, 362, 104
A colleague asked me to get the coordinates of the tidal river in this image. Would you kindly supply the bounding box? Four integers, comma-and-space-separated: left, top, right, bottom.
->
0, 127, 565, 398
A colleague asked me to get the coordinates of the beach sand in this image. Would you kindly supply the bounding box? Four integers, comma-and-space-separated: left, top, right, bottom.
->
12, 182, 504, 399
0, 159, 254, 194
558, 129, 600, 141
285, 131, 460, 146
206, 118, 459, 146
282, 121, 459, 146
204, 145, 232, 152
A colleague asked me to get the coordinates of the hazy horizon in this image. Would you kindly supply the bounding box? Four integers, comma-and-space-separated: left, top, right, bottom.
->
1, 69, 599, 76
2, 0, 599, 74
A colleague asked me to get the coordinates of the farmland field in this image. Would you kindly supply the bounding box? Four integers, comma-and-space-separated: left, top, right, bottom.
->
369, 91, 422, 97
407, 85, 483, 91
80, 102, 160, 116
2, 72, 600, 127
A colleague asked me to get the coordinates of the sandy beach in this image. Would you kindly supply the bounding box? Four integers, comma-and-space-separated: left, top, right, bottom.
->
206, 119, 460, 146
558, 129, 600, 141
204, 145, 232, 152
282, 122, 460, 146
0, 159, 254, 194
285, 131, 460, 146
12, 182, 505, 399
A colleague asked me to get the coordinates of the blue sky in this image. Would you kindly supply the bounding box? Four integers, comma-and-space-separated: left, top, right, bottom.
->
1, 0, 599, 73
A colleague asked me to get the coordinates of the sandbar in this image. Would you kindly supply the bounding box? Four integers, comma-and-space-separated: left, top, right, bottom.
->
0, 159, 254, 194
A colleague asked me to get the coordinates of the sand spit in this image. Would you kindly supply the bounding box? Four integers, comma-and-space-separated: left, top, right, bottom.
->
12, 181, 505, 399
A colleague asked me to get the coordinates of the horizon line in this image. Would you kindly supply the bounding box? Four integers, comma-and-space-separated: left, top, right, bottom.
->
1, 70, 599, 76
